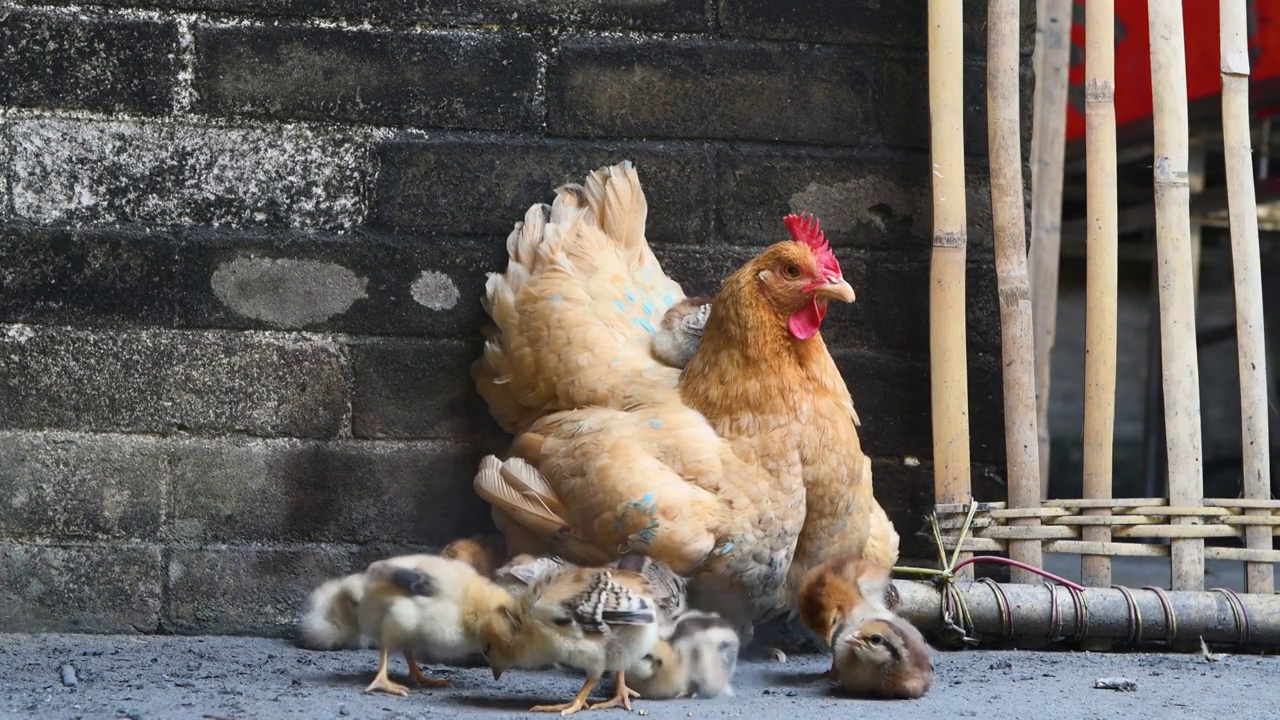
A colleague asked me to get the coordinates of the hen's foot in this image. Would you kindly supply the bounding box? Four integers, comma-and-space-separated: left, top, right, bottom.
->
405, 651, 452, 688
589, 671, 641, 711
530, 675, 599, 716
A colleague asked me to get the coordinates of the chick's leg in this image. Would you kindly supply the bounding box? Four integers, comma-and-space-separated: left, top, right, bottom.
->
404, 650, 452, 688
364, 647, 410, 697
530, 674, 599, 716
589, 670, 641, 711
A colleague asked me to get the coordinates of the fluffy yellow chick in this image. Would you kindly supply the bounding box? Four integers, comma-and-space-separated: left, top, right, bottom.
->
483, 563, 661, 716
832, 615, 934, 700
629, 610, 740, 700
297, 571, 366, 650
356, 553, 521, 697
795, 554, 897, 677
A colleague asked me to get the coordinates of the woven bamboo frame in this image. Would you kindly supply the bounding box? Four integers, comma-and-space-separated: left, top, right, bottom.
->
925, 0, 1275, 608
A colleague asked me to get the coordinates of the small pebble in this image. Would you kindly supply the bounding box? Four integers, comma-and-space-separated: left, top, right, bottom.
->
60, 664, 78, 687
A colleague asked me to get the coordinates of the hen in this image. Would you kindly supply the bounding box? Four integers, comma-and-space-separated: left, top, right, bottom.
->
471, 161, 898, 643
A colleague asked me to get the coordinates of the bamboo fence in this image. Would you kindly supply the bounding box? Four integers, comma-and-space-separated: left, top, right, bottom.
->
912, 0, 1280, 651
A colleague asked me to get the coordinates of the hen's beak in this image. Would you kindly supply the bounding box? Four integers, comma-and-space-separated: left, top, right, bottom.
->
813, 277, 856, 303
491, 666, 504, 681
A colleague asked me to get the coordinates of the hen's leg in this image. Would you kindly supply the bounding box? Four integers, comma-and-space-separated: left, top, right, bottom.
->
405, 650, 452, 688
589, 670, 641, 711
364, 647, 410, 697
530, 674, 599, 716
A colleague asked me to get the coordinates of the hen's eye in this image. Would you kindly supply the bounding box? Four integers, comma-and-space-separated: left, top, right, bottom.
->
553, 617, 573, 626
869, 634, 885, 646
782, 264, 801, 279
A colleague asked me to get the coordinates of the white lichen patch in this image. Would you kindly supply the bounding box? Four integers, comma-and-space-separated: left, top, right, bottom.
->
211, 257, 368, 328
410, 270, 460, 311
10, 117, 369, 230
3, 324, 36, 343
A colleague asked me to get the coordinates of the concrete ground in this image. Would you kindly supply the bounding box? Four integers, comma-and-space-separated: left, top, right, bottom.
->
2, 632, 1276, 720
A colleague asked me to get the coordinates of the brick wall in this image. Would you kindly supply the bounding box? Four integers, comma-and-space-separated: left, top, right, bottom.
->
0, 1, 1035, 635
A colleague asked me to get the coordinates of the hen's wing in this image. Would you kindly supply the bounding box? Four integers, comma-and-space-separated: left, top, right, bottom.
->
472, 161, 690, 435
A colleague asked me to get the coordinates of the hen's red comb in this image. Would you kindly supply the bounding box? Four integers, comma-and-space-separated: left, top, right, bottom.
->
784, 213, 841, 278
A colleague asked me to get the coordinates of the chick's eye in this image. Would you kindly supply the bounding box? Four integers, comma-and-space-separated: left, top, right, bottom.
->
782, 264, 801, 279
553, 617, 573, 626
869, 634, 885, 646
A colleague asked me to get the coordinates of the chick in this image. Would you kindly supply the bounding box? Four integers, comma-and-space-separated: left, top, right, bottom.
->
832, 615, 934, 700
796, 554, 897, 676
297, 571, 366, 650
356, 553, 520, 697
629, 610, 740, 700
441, 534, 508, 578
484, 563, 661, 715
651, 295, 712, 367
497, 553, 687, 640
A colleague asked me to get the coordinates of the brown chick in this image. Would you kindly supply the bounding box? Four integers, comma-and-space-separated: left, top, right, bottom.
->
355, 553, 521, 697
441, 534, 508, 578
483, 563, 661, 716
629, 610, 740, 699
651, 295, 713, 368
797, 554, 896, 648
832, 615, 934, 700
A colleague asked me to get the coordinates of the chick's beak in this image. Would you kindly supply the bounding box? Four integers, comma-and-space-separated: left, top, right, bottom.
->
813, 276, 856, 303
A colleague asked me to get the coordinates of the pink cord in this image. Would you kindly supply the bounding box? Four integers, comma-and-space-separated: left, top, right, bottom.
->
950, 555, 1088, 592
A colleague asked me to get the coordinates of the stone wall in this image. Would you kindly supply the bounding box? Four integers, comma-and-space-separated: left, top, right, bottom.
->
0, 1, 1034, 635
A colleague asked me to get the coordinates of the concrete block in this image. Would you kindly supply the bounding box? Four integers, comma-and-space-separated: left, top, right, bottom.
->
371, 138, 714, 244
0, 543, 163, 633
350, 338, 485, 439
0, 326, 348, 439
548, 35, 880, 146
9, 118, 368, 231
0, 8, 177, 114
194, 24, 540, 131
168, 437, 492, 544
0, 224, 178, 327
0, 432, 167, 540
176, 229, 505, 336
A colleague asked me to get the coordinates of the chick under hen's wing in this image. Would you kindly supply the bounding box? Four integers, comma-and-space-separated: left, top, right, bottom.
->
473, 162, 688, 436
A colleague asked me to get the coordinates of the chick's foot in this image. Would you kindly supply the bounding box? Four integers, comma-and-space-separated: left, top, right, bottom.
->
589, 671, 641, 711
364, 648, 410, 697
531, 675, 600, 717
405, 651, 452, 688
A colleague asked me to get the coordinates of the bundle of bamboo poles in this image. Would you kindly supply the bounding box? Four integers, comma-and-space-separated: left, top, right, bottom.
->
913, 0, 1277, 650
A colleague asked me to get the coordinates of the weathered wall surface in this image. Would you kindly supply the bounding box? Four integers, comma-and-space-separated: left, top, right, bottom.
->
0, 1, 1034, 635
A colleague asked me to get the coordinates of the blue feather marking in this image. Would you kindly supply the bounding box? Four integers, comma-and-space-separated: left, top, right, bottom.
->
623, 286, 636, 302
715, 541, 735, 556
642, 301, 654, 316
632, 317, 656, 333
614, 492, 660, 545
661, 292, 674, 306
548, 294, 563, 301
614, 300, 626, 312
648, 416, 662, 429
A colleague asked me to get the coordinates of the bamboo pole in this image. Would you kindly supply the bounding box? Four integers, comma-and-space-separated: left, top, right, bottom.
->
928, 0, 973, 582
1029, 0, 1073, 501
891, 580, 1280, 649
1220, 0, 1275, 595
1081, 0, 1118, 594
987, 0, 1042, 585
1146, 0, 1206, 592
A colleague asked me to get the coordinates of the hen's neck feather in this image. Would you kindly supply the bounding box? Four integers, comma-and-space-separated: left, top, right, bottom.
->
677, 263, 841, 419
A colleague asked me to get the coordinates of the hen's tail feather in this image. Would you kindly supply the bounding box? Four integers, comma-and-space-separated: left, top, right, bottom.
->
296, 572, 366, 650
474, 454, 614, 567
